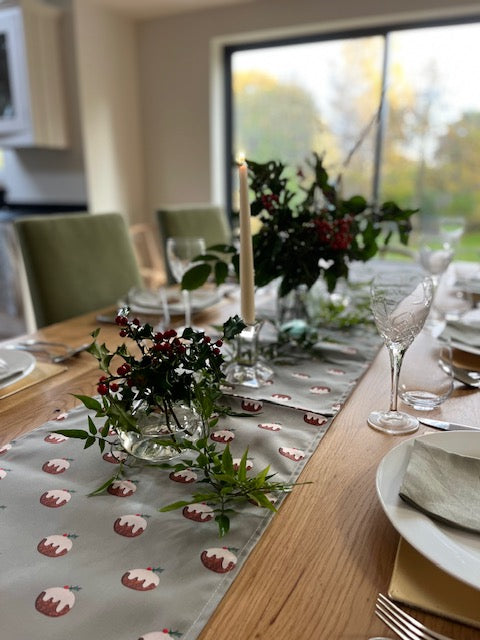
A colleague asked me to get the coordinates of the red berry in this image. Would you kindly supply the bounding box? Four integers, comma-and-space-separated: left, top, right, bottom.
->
114, 315, 123, 325
154, 332, 163, 342
119, 330, 127, 337
204, 335, 211, 343
213, 348, 221, 355
97, 383, 108, 395
116, 366, 125, 376
122, 363, 131, 373
110, 383, 119, 392
132, 318, 140, 326
99, 375, 107, 382
215, 340, 223, 347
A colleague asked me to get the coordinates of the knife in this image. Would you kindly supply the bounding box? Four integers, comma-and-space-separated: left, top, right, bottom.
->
418, 417, 480, 432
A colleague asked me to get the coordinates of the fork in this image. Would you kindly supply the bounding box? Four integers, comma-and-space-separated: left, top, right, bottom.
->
375, 594, 454, 640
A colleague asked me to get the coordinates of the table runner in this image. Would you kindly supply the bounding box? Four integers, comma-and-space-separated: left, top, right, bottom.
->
0, 325, 380, 640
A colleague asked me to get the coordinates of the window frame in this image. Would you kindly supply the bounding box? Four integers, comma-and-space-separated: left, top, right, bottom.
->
223, 14, 480, 217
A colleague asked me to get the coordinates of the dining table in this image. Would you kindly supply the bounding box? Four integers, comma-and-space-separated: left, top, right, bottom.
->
1, 283, 480, 640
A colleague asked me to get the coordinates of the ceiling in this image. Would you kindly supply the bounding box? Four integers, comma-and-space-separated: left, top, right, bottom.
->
88, 0, 257, 19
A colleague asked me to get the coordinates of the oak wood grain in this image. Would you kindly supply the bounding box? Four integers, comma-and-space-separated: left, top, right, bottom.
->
1, 301, 479, 640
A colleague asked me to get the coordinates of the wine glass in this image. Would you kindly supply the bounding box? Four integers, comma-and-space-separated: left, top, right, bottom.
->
418, 233, 454, 290
367, 271, 434, 435
166, 236, 206, 329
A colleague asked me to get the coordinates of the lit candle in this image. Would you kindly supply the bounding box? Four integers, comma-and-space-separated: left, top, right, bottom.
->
238, 154, 255, 325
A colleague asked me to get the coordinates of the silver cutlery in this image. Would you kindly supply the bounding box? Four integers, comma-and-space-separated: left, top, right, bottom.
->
11, 340, 90, 363
375, 593, 453, 640
439, 358, 480, 388
418, 417, 480, 432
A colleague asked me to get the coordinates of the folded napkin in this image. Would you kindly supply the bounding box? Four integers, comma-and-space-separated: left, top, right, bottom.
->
440, 319, 480, 349
399, 439, 480, 533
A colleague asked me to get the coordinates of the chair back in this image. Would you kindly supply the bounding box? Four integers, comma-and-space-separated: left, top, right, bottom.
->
14, 212, 142, 328
156, 205, 231, 282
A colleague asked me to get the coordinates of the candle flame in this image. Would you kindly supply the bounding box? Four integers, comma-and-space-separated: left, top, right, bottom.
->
237, 151, 246, 165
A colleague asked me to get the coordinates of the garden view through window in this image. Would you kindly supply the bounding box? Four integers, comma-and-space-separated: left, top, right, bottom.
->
229, 21, 480, 259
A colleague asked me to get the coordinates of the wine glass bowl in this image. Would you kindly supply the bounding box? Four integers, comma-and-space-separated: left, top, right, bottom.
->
367, 271, 434, 435
166, 236, 206, 328
418, 233, 454, 288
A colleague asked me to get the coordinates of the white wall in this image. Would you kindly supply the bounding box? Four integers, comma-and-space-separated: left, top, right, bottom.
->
138, 0, 480, 218
73, 0, 147, 223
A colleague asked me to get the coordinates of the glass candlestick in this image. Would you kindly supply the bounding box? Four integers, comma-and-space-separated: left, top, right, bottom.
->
224, 322, 274, 388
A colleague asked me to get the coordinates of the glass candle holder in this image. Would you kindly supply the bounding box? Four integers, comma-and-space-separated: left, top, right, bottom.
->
224, 322, 274, 388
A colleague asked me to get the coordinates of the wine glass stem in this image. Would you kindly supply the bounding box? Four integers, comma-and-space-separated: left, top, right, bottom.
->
387, 345, 406, 412
182, 289, 191, 327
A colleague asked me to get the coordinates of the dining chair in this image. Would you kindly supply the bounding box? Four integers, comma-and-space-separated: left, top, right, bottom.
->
156, 205, 232, 282
14, 212, 143, 328
129, 222, 166, 290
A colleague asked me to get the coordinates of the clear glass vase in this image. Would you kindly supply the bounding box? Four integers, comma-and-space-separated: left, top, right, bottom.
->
117, 402, 202, 462
276, 284, 310, 335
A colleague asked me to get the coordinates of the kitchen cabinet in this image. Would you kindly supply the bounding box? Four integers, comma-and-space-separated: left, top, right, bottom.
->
0, 0, 68, 148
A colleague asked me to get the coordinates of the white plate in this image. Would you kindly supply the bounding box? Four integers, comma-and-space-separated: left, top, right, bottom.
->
122, 288, 221, 316
376, 431, 480, 589
0, 348, 36, 389
446, 338, 480, 357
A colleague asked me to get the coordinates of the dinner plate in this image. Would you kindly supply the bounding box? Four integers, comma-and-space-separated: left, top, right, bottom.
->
121, 288, 221, 316
376, 431, 480, 589
0, 348, 36, 389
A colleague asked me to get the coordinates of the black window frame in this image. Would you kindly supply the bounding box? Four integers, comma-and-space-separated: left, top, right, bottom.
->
223, 13, 480, 217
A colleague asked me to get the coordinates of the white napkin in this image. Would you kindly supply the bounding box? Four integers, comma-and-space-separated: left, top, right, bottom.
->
399, 439, 480, 534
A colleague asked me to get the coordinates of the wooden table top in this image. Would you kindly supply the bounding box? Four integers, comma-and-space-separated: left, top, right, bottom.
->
1, 301, 479, 640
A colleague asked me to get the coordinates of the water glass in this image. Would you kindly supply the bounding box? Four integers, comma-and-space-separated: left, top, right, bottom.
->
399, 331, 453, 410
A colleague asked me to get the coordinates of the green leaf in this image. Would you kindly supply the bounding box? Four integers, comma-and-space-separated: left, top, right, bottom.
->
159, 500, 192, 512
221, 444, 234, 476
214, 260, 229, 285
54, 429, 89, 439
73, 394, 102, 412
215, 513, 230, 537
84, 436, 96, 449
88, 416, 97, 435
249, 491, 277, 511
181, 263, 211, 290
237, 448, 250, 482
88, 474, 118, 496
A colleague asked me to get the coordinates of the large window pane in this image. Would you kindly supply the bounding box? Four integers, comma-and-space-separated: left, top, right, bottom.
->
381, 23, 480, 254
232, 36, 384, 199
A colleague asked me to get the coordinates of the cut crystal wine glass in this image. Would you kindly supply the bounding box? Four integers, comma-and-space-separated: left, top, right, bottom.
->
367, 271, 434, 435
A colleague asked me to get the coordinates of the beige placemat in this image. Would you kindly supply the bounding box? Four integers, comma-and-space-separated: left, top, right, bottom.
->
389, 538, 480, 629
0, 361, 66, 399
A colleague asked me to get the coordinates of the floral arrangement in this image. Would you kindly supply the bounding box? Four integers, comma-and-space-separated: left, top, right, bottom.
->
182, 152, 417, 296
55, 312, 294, 536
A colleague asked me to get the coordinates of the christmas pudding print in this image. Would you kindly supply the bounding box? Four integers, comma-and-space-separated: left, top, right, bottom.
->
258, 422, 282, 432
54, 412, 69, 421
182, 503, 214, 523
210, 429, 235, 444
279, 447, 305, 462
0, 443, 12, 455
309, 385, 330, 394
138, 630, 182, 640
35, 585, 79, 617
40, 489, 72, 508
44, 433, 68, 445
303, 413, 328, 427
169, 469, 197, 484
292, 372, 310, 379
121, 567, 163, 591
107, 479, 136, 497
42, 458, 71, 474
114, 514, 148, 537
37, 533, 76, 557
0, 468, 8, 480
271, 393, 291, 403
327, 367, 345, 376
232, 458, 253, 472
241, 400, 262, 413
103, 450, 128, 464
201, 547, 237, 573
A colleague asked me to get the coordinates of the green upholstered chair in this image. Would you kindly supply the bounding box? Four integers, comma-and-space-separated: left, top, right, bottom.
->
156, 205, 232, 282
14, 212, 143, 328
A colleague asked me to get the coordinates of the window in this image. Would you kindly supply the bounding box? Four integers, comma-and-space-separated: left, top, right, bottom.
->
226, 19, 480, 259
